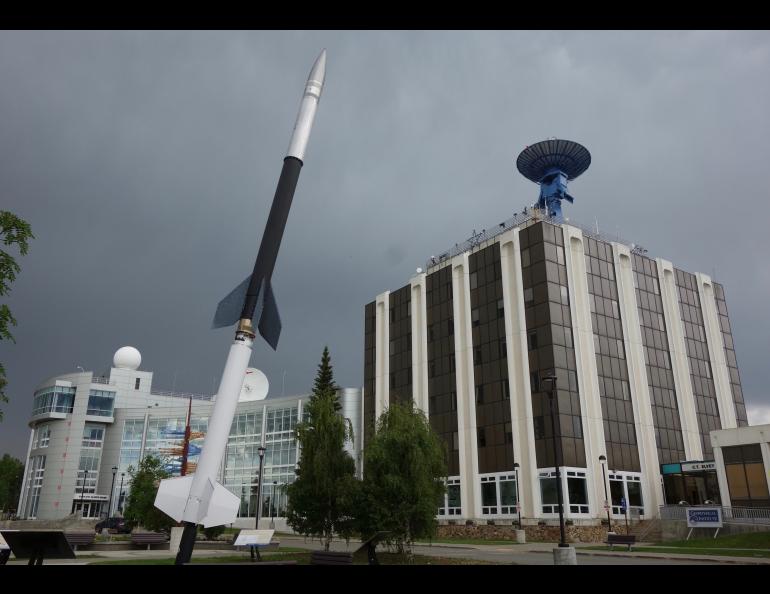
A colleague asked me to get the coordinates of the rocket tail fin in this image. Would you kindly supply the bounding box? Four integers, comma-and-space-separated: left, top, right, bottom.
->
212, 275, 251, 329
258, 280, 281, 350
154, 475, 240, 528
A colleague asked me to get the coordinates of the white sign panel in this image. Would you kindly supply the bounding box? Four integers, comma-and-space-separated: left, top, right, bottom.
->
686, 507, 723, 528
233, 529, 274, 547
681, 462, 716, 472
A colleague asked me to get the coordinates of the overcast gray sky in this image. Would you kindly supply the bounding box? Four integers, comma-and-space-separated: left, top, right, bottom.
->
2, 30, 769, 459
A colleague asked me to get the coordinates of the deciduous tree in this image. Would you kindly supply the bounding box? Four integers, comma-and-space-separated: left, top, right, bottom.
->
357, 402, 447, 556
0, 210, 34, 421
123, 455, 175, 533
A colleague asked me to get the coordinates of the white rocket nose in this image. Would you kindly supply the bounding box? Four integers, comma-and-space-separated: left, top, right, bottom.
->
308, 48, 326, 88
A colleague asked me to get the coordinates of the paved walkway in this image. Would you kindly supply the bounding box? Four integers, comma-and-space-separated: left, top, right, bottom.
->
4, 536, 768, 565
280, 535, 770, 565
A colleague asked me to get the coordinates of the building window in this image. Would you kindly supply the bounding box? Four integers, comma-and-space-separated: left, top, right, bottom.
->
31, 386, 76, 416
566, 471, 589, 513
528, 331, 538, 351
480, 473, 519, 516
475, 384, 485, 404
87, 390, 115, 417
539, 468, 590, 514
135, 378, 141, 390
23, 455, 46, 519
471, 308, 480, 327
33, 424, 51, 449
477, 427, 486, 448
524, 287, 534, 304
438, 477, 462, 516
723, 445, 770, 508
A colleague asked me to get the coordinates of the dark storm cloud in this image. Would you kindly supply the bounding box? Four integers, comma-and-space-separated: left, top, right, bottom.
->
2, 31, 770, 457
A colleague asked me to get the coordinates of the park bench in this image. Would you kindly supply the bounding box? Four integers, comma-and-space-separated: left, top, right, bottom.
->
310, 531, 391, 566
605, 533, 636, 551
64, 532, 95, 551
131, 532, 168, 550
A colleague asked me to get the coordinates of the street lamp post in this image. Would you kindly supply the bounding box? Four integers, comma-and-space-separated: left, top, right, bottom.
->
543, 374, 567, 548
599, 455, 611, 531
255, 446, 266, 529
117, 473, 125, 514
513, 462, 522, 528
108, 466, 118, 518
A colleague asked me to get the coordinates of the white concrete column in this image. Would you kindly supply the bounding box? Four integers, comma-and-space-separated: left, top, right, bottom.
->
374, 291, 390, 419
451, 253, 480, 520
562, 225, 606, 518
656, 258, 702, 460
612, 243, 663, 513
711, 443, 731, 508
696, 273, 737, 430
410, 273, 429, 415
498, 228, 540, 519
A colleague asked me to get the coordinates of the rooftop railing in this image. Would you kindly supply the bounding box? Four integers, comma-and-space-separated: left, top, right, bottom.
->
425, 207, 646, 271
150, 389, 214, 402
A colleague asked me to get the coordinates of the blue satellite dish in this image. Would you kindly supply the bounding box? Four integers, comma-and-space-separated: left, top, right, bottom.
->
517, 139, 591, 182
516, 139, 591, 221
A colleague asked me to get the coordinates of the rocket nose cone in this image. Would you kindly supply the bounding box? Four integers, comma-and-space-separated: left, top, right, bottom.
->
308, 49, 326, 89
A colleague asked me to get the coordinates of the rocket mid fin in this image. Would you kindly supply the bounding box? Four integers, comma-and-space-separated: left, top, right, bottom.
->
154, 475, 241, 528
258, 280, 282, 350
154, 475, 195, 522
200, 481, 241, 528
212, 275, 251, 329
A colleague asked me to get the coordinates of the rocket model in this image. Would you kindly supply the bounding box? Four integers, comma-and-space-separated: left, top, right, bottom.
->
154, 49, 326, 565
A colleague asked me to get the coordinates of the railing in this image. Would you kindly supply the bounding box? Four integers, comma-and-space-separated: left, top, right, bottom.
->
659, 505, 770, 525
424, 207, 643, 271
150, 389, 214, 402
91, 376, 114, 385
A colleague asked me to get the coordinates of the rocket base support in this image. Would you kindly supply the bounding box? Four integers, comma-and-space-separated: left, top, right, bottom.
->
174, 522, 198, 565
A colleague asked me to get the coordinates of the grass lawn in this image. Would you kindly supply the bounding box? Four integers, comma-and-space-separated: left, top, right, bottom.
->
659, 532, 770, 550
585, 531, 770, 559
89, 551, 500, 565
584, 546, 770, 559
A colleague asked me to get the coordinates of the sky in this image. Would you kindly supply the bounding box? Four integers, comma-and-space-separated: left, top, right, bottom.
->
1, 30, 770, 459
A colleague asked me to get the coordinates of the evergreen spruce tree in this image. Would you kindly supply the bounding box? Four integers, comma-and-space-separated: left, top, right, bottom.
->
286, 347, 357, 550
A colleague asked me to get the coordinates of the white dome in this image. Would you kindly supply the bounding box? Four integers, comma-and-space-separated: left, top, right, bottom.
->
113, 346, 141, 370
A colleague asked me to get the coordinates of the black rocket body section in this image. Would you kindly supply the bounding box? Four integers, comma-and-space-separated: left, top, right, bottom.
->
240, 156, 303, 325
212, 49, 326, 350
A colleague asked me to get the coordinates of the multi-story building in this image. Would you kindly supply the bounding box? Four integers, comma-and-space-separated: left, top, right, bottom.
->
18, 346, 362, 526
363, 208, 748, 525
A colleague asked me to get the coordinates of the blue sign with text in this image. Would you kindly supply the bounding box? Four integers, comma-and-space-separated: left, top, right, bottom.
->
686, 507, 722, 528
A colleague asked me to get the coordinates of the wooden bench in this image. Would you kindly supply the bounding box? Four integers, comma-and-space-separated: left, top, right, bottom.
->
311, 550, 354, 565
131, 532, 168, 550
605, 533, 636, 551
64, 532, 95, 551
310, 531, 391, 566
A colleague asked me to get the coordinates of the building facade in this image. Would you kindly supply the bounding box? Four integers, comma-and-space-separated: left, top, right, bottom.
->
18, 347, 362, 524
363, 210, 748, 524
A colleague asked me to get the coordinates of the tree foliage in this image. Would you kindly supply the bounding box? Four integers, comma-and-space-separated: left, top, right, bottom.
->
285, 346, 357, 550
0, 453, 24, 513
122, 455, 175, 533
357, 402, 447, 556
0, 210, 34, 422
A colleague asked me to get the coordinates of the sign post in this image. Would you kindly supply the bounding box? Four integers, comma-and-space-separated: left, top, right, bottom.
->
685, 507, 723, 540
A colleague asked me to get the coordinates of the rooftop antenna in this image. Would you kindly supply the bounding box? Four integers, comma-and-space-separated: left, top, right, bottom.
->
516, 139, 591, 222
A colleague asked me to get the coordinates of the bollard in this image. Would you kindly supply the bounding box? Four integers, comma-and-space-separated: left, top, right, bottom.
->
552, 546, 577, 565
